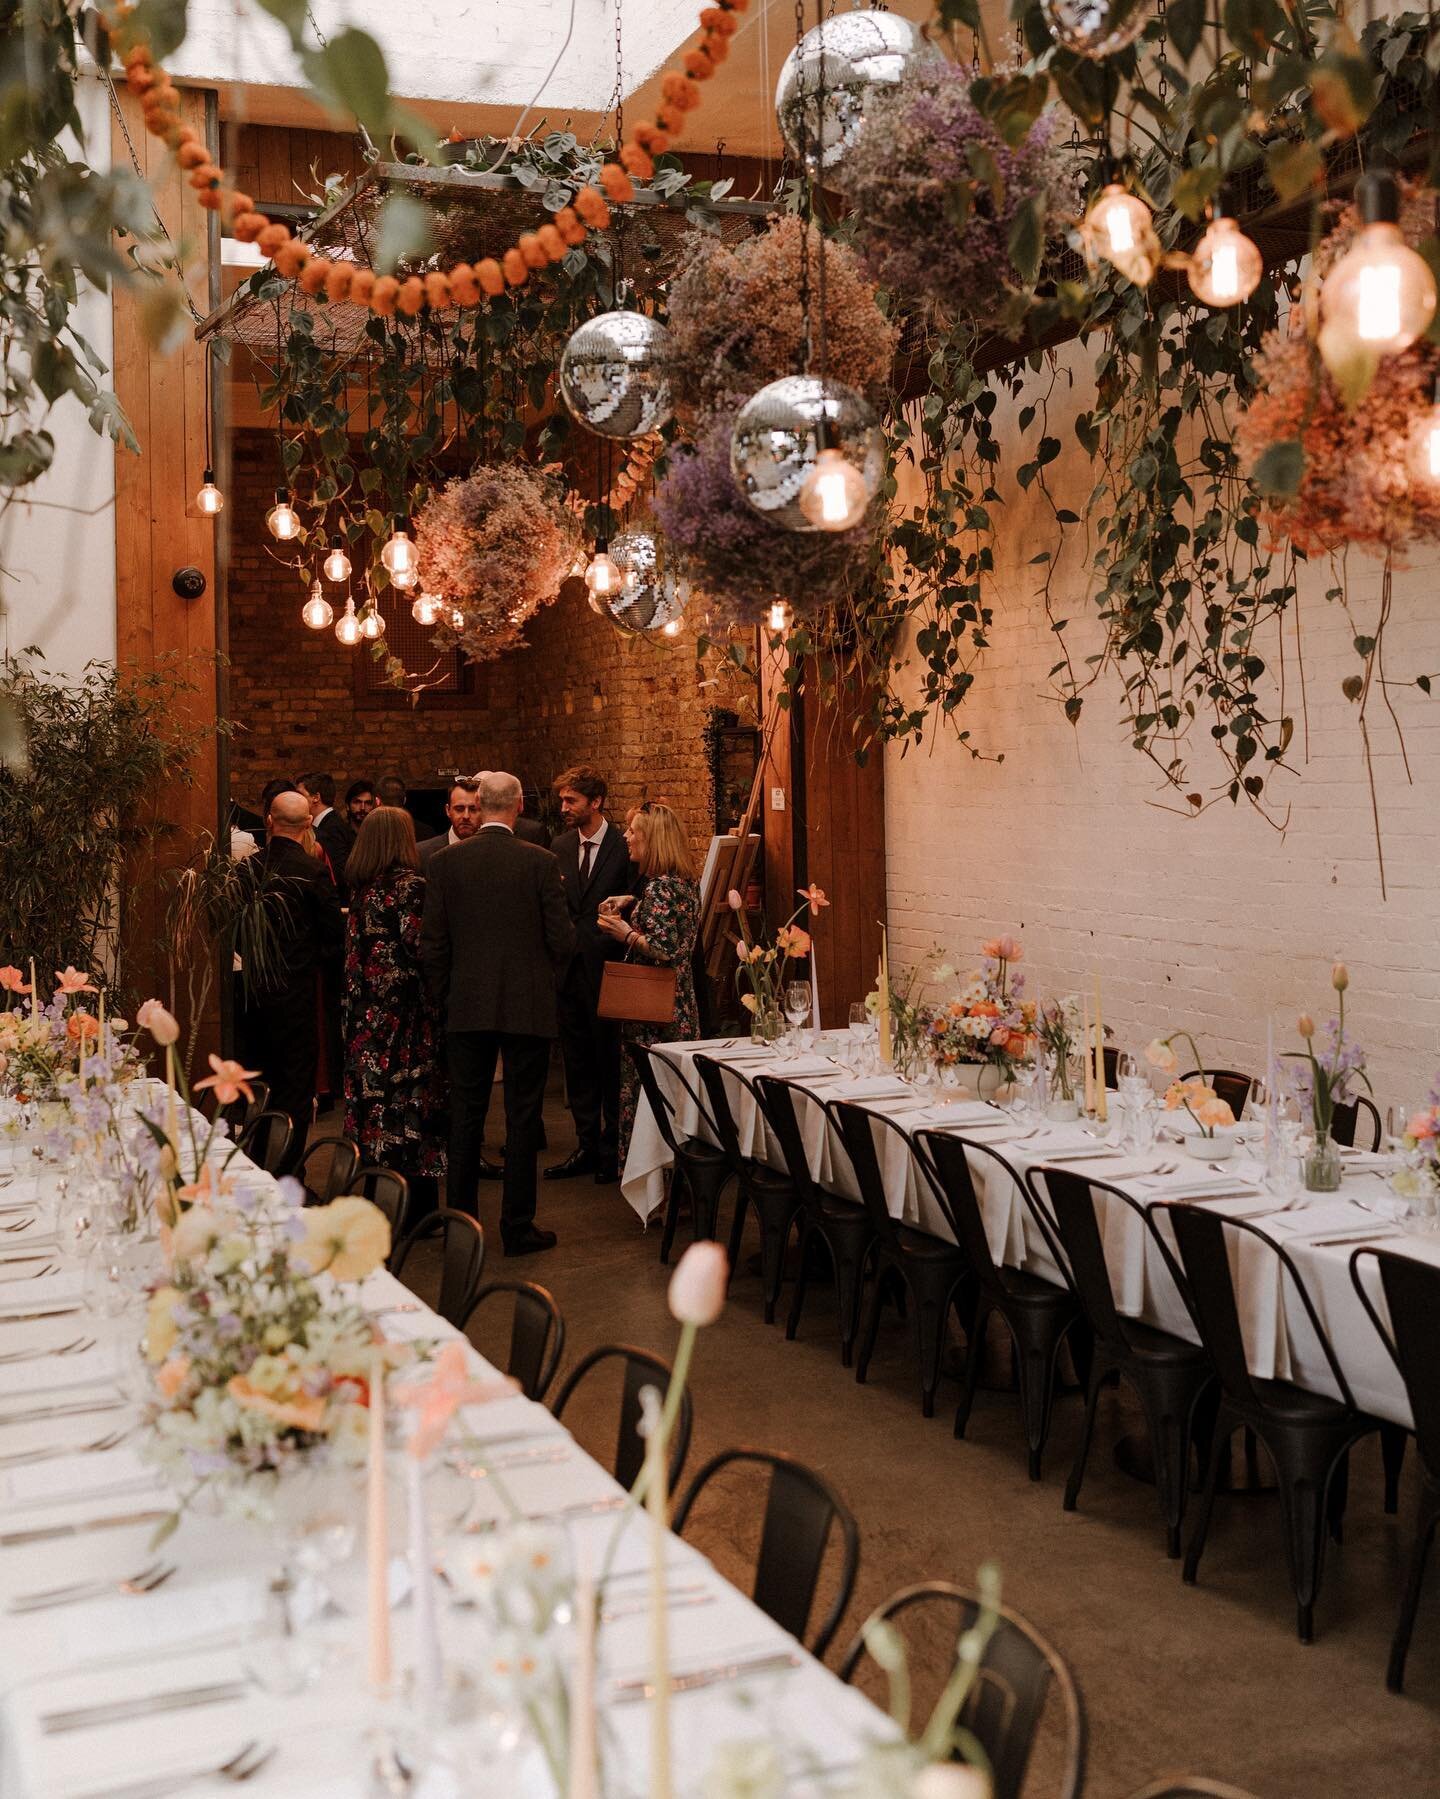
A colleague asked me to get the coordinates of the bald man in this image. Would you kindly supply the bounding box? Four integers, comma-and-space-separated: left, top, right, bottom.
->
248, 788, 345, 1160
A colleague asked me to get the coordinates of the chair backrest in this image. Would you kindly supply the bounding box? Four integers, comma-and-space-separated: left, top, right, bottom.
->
1178, 1068, 1253, 1117
464, 1279, 566, 1401
751, 1076, 824, 1208
351, 1166, 411, 1257
390, 1207, 485, 1326
839, 1582, 1086, 1799
1166, 1205, 1358, 1414
1350, 1248, 1440, 1484
627, 1041, 680, 1156
827, 1102, 906, 1249
912, 1130, 1006, 1291
672, 1447, 860, 1657
1029, 1167, 1163, 1355
238, 1109, 294, 1176
297, 1133, 360, 1206
693, 1055, 750, 1175
1102, 1044, 1120, 1089
1330, 1095, 1381, 1152
1122, 1781, 1261, 1799
551, 1343, 693, 1491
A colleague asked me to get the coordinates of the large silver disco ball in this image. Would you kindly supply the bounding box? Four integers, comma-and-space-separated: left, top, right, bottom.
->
559, 312, 674, 439
1040, 0, 1149, 59
729, 376, 883, 534
774, 11, 937, 178
606, 530, 689, 636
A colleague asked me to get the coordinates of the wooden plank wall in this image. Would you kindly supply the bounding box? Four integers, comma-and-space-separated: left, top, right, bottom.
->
224, 124, 365, 211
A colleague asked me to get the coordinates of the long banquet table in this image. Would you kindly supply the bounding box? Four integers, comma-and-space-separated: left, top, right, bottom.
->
622, 1037, 1440, 1432
0, 1120, 891, 1798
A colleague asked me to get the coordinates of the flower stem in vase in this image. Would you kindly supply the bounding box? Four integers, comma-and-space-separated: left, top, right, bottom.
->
1093, 972, 1107, 1123
640, 1386, 672, 1799
405, 1452, 441, 1709
368, 1352, 393, 1694
567, 1547, 599, 1799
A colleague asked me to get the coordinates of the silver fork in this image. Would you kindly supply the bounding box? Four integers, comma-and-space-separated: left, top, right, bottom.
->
10, 1560, 177, 1614
0, 1335, 94, 1365
0, 1426, 130, 1470
69, 1739, 275, 1798
0, 1259, 58, 1280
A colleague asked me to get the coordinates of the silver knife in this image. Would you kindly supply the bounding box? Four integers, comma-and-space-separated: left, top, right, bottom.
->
0, 1507, 172, 1548
611, 1649, 801, 1703
0, 1303, 82, 1323
0, 1396, 126, 1428
42, 1680, 248, 1735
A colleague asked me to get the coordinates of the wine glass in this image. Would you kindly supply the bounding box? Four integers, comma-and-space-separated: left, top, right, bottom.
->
784, 981, 812, 1058
848, 1003, 868, 1042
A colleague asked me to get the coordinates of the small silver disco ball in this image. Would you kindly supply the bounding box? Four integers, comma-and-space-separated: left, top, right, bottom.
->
558, 312, 674, 439
606, 530, 689, 635
729, 376, 883, 533
774, 10, 937, 177
1040, 0, 1149, 59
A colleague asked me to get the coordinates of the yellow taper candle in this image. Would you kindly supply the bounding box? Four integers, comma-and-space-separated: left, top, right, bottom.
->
1082, 991, 1095, 1114
1093, 972, 1108, 1123
367, 1352, 393, 1692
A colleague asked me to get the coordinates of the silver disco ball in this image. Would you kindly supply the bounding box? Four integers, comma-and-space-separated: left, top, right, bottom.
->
729, 376, 883, 533
606, 530, 689, 635
1040, 0, 1149, 59
774, 11, 937, 178
558, 312, 674, 439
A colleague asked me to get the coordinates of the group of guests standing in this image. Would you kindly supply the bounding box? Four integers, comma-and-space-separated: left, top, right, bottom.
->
240, 765, 700, 1256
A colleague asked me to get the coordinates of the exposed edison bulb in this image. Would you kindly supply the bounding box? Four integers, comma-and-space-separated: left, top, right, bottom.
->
661, 618, 683, 638
195, 469, 224, 515
323, 537, 352, 583
358, 606, 385, 641
333, 597, 361, 646
1187, 215, 1263, 308
584, 545, 620, 604
380, 518, 418, 588
449, 606, 466, 630
266, 489, 300, 541
411, 590, 442, 626
301, 580, 333, 630
1321, 173, 1437, 356
767, 600, 792, 633
799, 446, 870, 530
1083, 184, 1159, 286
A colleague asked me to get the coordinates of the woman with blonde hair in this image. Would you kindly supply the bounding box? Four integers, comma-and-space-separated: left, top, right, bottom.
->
341, 805, 445, 1194
596, 802, 701, 1160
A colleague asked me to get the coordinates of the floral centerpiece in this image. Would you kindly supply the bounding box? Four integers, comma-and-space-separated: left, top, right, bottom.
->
1398, 1077, 1440, 1207
1284, 961, 1370, 1191
924, 935, 1034, 1097
1146, 1032, 1236, 1156
0, 963, 109, 1108
730, 883, 827, 1039
1036, 995, 1084, 1118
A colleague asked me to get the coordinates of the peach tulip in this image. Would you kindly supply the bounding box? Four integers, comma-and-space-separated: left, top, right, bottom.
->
1296, 1013, 1315, 1040
0, 967, 30, 995
1145, 1038, 1178, 1074
193, 1053, 260, 1107
137, 998, 180, 1046
1331, 961, 1349, 993
53, 966, 97, 996
727, 889, 744, 911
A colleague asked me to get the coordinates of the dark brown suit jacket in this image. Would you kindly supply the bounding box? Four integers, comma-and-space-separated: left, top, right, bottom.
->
420, 826, 574, 1037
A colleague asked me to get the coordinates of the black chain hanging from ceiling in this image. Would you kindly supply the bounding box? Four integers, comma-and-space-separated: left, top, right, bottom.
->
793, 0, 812, 372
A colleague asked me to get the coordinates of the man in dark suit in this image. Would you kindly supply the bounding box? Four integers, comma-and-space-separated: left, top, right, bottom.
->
299, 771, 356, 889
545, 765, 634, 1183
418, 778, 481, 869
378, 773, 437, 841
421, 770, 575, 1255
248, 790, 345, 1160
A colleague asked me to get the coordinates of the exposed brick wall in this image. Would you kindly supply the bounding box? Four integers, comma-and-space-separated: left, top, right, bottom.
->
885, 350, 1440, 1109
225, 430, 730, 846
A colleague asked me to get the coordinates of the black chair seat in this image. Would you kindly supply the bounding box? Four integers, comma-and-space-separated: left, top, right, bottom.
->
1119, 1316, 1213, 1365
678, 1135, 727, 1166
815, 1192, 869, 1226
741, 1158, 794, 1195
895, 1223, 968, 1264
1246, 1375, 1357, 1425
997, 1265, 1077, 1310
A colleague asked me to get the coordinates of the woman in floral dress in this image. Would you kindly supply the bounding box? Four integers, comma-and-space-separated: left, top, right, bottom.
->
597, 802, 701, 1163
341, 807, 446, 1188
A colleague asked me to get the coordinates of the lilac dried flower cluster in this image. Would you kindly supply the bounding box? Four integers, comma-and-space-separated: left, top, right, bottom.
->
416, 464, 582, 664
837, 59, 1080, 318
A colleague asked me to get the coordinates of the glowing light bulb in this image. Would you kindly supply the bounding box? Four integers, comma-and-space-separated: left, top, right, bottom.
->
584, 545, 620, 604
334, 598, 361, 646
358, 606, 385, 641
767, 600, 791, 633
1187, 214, 1263, 308
301, 580, 333, 630
449, 606, 466, 630
799, 447, 870, 531
380, 517, 418, 588
266, 489, 300, 541
1320, 173, 1436, 357
1083, 184, 1158, 286
323, 537, 352, 583
661, 618, 682, 638
411, 591, 442, 626
195, 469, 224, 515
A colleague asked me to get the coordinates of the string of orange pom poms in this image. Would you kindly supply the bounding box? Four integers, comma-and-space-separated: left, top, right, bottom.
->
102, 0, 745, 319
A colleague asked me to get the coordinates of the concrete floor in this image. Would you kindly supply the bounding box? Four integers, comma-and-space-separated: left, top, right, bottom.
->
369, 1097, 1440, 1798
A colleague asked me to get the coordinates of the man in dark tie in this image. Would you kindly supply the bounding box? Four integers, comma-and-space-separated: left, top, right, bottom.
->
418, 777, 482, 868
421, 770, 575, 1255
545, 765, 635, 1184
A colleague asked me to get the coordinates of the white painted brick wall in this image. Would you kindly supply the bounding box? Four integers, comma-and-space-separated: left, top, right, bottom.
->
884, 347, 1440, 1116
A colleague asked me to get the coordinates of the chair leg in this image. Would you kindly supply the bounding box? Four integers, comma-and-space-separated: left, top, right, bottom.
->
834, 1241, 872, 1370
1064, 1363, 1110, 1514
687, 1163, 729, 1243
659, 1166, 686, 1266
954, 1295, 990, 1441
1183, 1413, 1230, 1588
1278, 1470, 1328, 1645
1016, 1329, 1065, 1482
1327, 1448, 1351, 1547
854, 1263, 886, 1386
758, 1206, 797, 1327
1381, 1422, 1408, 1517
912, 1277, 956, 1420
785, 1224, 817, 1343
1388, 1483, 1440, 1694
724, 1186, 750, 1287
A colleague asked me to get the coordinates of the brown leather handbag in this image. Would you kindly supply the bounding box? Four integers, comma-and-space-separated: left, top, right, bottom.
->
597, 957, 677, 1025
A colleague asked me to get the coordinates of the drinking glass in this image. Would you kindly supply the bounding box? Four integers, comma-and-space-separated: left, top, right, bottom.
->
848, 1003, 869, 1043
784, 981, 813, 1059
1008, 1064, 1039, 1124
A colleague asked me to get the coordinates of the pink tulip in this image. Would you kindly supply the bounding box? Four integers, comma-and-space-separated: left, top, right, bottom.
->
137, 999, 180, 1046
997, 935, 1022, 962
53, 966, 97, 996
1296, 1013, 1315, 1040
1331, 961, 1349, 993
727, 889, 744, 911
667, 1240, 728, 1326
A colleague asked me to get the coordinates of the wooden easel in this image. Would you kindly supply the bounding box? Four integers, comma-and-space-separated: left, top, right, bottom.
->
700, 695, 784, 983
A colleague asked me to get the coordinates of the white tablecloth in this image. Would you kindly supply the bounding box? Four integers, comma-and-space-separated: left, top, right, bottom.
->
620, 1040, 1433, 1430
0, 1131, 891, 1798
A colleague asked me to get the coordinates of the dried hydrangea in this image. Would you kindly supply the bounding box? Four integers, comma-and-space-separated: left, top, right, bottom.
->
664, 215, 899, 420
837, 59, 1080, 320
415, 464, 582, 663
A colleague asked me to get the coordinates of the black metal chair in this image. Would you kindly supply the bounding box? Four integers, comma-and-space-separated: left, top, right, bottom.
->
912, 1130, 1087, 1479
628, 1043, 731, 1266
752, 1076, 874, 1369
206, 1079, 270, 1137
828, 1103, 972, 1418
1166, 1204, 1383, 1642
296, 1132, 359, 1206
463, 1279, 566, 1401
551, 1343, 693, 1491
1102, 1044, 1120, 1089
1349, 1247, 1440, 1692
390, 1207, 486, 1327
839, 1582, 1086, 1799
350, 1166, 411, 1254
1178, 1069, 1253, 1117
1029, 1168, 1217, 1556
238, 1109, 294, 1176
1330, 1096, 1383, 1152
672, 1447, 860, 1657
693, 1056, 802, 1324
1123, 1781, 1261, 1799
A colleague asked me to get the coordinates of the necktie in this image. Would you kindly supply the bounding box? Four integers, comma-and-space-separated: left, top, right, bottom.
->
580, 839, 593, 884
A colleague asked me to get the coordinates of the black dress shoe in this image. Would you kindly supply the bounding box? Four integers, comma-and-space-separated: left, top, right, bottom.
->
544, 1149, 598, 1180
503, 1226, 558, 1256
593, 1162, 620, 1185
477, 1157, 504, 1181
